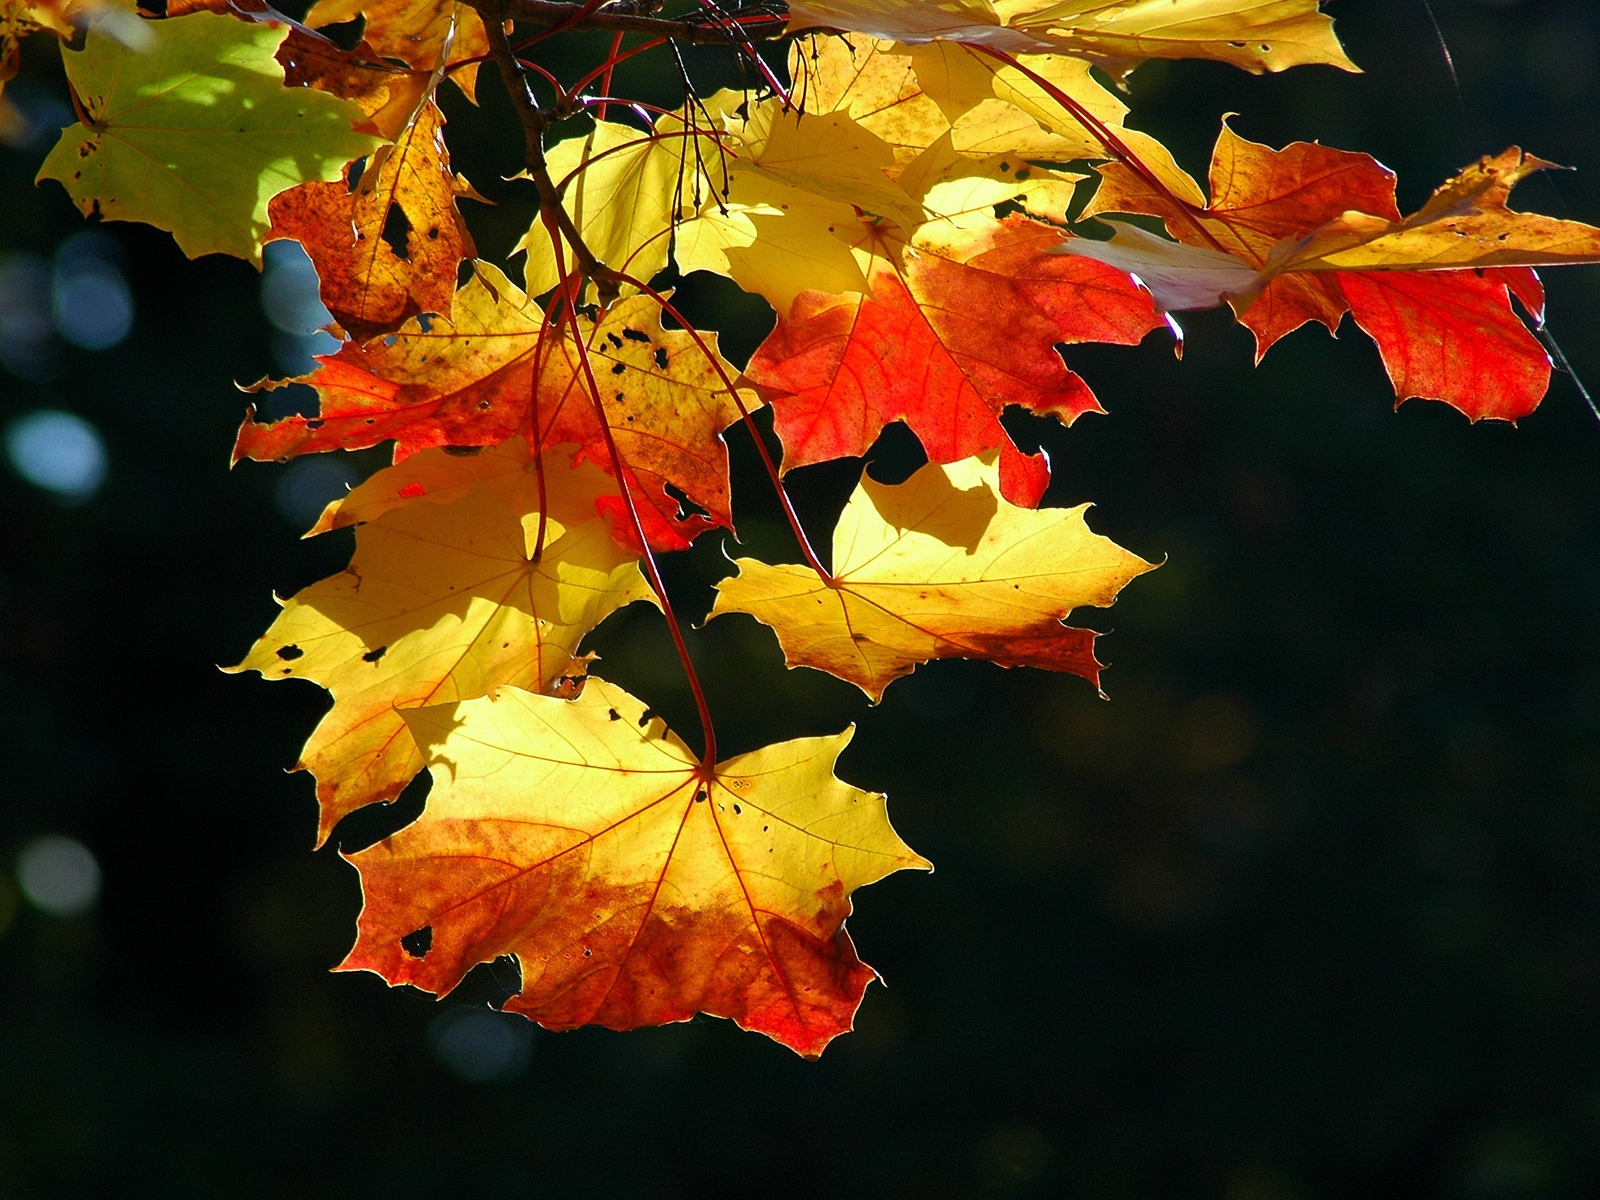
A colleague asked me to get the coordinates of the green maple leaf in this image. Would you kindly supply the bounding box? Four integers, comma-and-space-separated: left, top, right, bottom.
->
38, 9, 381, 263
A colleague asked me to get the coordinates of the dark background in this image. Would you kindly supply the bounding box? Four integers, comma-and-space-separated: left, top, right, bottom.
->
5, 0, 1600, 1195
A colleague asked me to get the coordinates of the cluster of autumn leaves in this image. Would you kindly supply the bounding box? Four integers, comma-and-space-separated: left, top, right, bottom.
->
18, 0, 1600, 1054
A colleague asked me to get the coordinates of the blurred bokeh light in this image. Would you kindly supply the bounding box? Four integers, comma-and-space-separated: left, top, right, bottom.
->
4, 408, 107, 501
16, 835, 101, 918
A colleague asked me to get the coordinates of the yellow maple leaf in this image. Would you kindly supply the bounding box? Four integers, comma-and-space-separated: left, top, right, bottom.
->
340, 678, 930, 1058
520, 118, 719, 298
786, 0, 1356, 76
671, 92, 876, 312
794, 33, 1190, 184
230, 441, 655, 846
710, 452, 1156, 701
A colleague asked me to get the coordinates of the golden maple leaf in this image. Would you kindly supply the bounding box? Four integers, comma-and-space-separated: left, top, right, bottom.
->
230, 442, 654, 846
785, 0, 1356, 77
711, 452, 1156, 701
519, 118, 718, 299
340, 678, 931, 1058
793, 32, 1194, 187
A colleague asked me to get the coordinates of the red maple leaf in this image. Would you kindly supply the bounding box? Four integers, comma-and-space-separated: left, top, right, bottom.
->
745, 214, 1162, 506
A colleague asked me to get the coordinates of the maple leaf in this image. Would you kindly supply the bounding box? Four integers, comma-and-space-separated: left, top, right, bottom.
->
267, 98, 482, 340
231, 441, 655, 847
790, 31, 1201, 193
1270, 148, 1600, 275
340, 678, 930, 1057
672, 93, 1085, 315
274, 27, 431, 141
519, 118, 718, 300
596, 92, 930, 310
232, 263, 752, 552
303, 0, 486, 101
785, 0, 1356, 77
671, 93, 878, 314
37, 10, 381, 262
745, 212, 1161, 507
711, 452, 1154, 700
1073, 127, 1600, 420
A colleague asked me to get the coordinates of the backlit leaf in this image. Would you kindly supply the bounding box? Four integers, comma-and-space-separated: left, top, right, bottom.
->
746, 213, 1161, 506
231, 441, 654, 846
1073, 126, 1590, 419
267, 99, 481, 340
520, 118, 719, 300
712, 452, 1154, 700
232, 263, 752, 551
342, 678, 931, 1057
37, 9, 380, 262
786, 0, 1356, 76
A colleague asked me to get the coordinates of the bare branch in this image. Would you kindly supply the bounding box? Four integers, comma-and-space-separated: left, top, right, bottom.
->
465, 0, 793, 45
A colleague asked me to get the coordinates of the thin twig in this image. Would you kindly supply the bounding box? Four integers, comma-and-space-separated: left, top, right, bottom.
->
482, 4, 621, 300
467, 0, 791, 46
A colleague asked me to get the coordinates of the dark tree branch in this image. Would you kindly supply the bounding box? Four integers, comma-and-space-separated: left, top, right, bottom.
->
468, 0, 793, 45
480, 1, 619, 300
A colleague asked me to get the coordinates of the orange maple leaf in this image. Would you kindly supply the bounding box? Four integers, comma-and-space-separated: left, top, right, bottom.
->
232, 264, 753, 551
745, 213, 1161, 507
342, 680, 930, 1057
267, 99, 481, 341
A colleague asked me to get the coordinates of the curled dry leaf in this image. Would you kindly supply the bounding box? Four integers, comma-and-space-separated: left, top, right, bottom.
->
712, 451, 1155, 701
229, 441, 655, 847
275, 27, 431, 141
302, 0, 487, 100
343, 679, 931, 1058
267, 99, 482, 341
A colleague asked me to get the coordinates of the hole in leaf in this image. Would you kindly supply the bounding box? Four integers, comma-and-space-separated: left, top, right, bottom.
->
442, 445, 485, 457
276, 644, 304, 661
638, 708, 656, 727
652, 347, 669, 369
319, 15, 366, 50
401, 926, 433, 957
622, 327, 650, 343
662, 481, 711, 524
381, 203, 413, 261
362, 645, 387, 663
